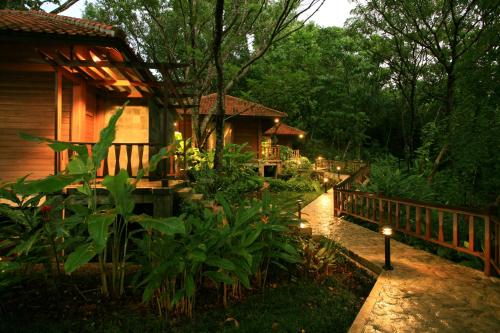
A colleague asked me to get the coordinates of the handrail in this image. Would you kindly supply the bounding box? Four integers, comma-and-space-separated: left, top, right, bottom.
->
58, 142, 179, 179
333, 166, 499, 277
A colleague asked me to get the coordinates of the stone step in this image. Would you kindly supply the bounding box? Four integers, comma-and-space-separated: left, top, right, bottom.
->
190, 193, 204, 202
176, 187, 193, 198
163, 179, 188, 190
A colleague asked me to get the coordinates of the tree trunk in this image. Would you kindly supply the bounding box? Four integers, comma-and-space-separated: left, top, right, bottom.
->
213, 0, 225, 170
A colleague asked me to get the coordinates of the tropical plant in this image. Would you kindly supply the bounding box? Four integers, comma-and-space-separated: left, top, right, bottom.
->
0, 104, 183, 299
135, 191, 301, 319
191, 144, 263, 203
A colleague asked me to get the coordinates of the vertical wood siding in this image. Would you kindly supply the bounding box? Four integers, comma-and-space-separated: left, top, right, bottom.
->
0, 71, 71, 181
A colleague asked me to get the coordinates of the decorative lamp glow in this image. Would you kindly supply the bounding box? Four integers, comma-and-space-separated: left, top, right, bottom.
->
274, 118, 280, 123
299, 134, 304, 139
173, 122, 178, 127
382, 225, 393, 236
381, 225, 394, 270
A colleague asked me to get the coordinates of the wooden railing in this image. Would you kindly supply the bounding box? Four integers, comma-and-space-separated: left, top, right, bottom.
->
260, 146, 300, 161
59, 142, 178, 179
261, 145, 280, 161
316, 159, 366, 175
333, 166, 499, 276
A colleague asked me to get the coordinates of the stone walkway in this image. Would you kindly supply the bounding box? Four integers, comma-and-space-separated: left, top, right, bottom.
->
302, 189, 500, 333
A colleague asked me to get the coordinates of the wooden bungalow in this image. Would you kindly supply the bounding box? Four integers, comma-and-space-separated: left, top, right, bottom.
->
176, 94, 305, 173
0, 10, 189, 183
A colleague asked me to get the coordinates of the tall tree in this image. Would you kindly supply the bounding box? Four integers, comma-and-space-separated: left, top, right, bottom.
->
85, 0, 324, 151
0, 0, 80, 13
353, 0, 499, 177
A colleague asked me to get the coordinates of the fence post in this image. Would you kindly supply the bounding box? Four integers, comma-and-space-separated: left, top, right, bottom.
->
484, 216, 491, 276
379, 197, 384, 225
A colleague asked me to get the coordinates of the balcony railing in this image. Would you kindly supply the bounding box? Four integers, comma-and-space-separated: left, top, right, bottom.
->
261, 145, 300, 161
58, 142, 178, 179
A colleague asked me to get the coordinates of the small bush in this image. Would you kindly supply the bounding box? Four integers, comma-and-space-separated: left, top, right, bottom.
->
268, 176, 320, 193
281, 157, 313, 179
190, 144, 263, 202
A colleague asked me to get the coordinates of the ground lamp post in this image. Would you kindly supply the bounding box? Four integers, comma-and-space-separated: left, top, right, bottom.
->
323, 177, 329, 193
336, 165, 341, 179
297, 199, 304, 226
382, 225, 394, 270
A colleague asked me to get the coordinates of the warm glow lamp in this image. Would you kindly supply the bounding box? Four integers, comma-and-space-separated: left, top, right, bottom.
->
381, 225, 394, 270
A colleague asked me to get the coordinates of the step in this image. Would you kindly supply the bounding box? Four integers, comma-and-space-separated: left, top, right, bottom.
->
163, 179, 188, 190
190, 193, 204, 202
176, 187, 193, 198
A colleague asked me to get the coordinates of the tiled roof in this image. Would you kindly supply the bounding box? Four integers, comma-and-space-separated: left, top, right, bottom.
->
0, 9, 118, 38
199, 94, 287, 118
264, 123, 306, 136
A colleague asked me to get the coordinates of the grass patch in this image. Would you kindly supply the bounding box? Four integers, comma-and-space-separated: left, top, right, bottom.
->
0, 275, 367, 333
172, 277, 362, 333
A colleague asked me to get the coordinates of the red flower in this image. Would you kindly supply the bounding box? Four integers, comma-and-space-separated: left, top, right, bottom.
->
40, 205, 52, 221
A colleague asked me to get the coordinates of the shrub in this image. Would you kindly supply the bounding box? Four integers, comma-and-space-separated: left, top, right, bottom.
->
281, 157, 313, 179
191, 144, 263, 202
134, 192, 301, 319
360, 155, 436, 202
267, 176, 320, 193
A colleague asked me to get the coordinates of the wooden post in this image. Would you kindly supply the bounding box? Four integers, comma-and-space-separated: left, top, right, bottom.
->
484, 216, 491, 276
54, 69, 63, 173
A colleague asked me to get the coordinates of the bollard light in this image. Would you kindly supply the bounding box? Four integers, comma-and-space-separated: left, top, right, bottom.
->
297, 199, 303, 222
323, 177, 329, 193
336, 165, 341, 179
381, 225, 393, 270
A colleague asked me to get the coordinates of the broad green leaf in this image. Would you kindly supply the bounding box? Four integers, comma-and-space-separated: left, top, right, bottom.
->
0, 205, 27, 225
19, 133, 89, 160
215, 193, 233, 222
185, 273, 195, 297
64, 242, 97, 273
148, 147, 168, 173
233, 269, 251, 289
188, 249, 207, 263
171, 288, 186, 306
8, 230, 41, 256
203, 271, 233, 285
67, 158, 91, 175
205, 257, 236, 271
92, 104, 127, 168
88, 213, 115, 251
102, 170, 134, 216
131, 215, 186, 235
232, 248, 253, 267
242, 225, 262, 247
21, 174, 82, 195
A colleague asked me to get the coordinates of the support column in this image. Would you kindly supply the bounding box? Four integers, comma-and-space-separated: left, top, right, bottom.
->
54, 69, 63, 173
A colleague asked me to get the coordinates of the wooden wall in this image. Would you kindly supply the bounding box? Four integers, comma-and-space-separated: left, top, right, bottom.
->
231, 118, 260, 155
0, 71, 71, 181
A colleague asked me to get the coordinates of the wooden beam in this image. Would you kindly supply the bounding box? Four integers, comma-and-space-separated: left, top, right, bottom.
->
54, 70, 63, 173
42, 58, 188, 70
0, 63, 53, 72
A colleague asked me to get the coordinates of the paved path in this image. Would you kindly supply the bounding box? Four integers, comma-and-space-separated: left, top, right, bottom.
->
302, 189, 500, 333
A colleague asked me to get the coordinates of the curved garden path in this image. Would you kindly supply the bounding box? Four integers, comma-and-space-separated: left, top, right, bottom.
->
302, 189, 500, 333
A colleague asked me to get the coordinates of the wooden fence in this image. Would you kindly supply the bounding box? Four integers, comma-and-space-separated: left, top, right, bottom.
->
59, 142, 178, 179
333, 165, 500, 276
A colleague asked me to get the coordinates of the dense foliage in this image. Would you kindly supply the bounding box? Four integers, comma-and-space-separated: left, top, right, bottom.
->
0, 108, 310, 324
231, 2, 499, 207
189, 144, 263, 203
